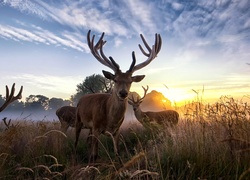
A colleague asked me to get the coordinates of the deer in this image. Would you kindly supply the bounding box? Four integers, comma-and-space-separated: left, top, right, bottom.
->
56, 106, 77, 132
0, 83, 23, 129
75, 30, 162, 163
128, 86, 179, 130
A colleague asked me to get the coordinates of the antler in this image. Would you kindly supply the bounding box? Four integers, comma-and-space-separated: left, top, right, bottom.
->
2, 117, 11, 129
129, 85, 149, 104
87, 30, 120, 72
128, 33, 162, 73
0, 83, 23, 112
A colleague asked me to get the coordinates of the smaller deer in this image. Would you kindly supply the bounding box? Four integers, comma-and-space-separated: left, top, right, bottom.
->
128, 86, 179, 128
56, 106, 76, 132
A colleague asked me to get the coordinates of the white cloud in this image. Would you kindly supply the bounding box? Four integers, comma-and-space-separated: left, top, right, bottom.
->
171, 2, 183, 11
0, 24, 89, 52
6, 73, 82, 99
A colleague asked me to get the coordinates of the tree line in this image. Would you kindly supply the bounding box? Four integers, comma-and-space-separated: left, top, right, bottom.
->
0, 74, 113, 113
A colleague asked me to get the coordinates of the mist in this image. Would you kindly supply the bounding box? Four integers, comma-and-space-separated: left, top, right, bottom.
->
0, 110, 58, 122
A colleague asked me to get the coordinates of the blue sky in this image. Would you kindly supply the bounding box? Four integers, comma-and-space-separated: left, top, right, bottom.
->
0, 0, 249, 105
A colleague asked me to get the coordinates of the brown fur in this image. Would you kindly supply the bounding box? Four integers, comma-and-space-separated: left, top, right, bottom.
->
56, 106, 76, 132
135, 109, 179, 127
75, 72, 144, 163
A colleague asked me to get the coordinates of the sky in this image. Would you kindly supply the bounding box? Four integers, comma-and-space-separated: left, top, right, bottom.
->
0, 0, 250, 106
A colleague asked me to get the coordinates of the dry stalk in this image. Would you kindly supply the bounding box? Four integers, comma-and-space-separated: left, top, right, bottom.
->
16, 167, 34, 174
43, 154, 59, 165
33, 164, 52, 174
117, 152, 145, 175
43, 130, 67, 138
130, 169, 159, 178
239, 167, 250, 180
70, 165, 101, 179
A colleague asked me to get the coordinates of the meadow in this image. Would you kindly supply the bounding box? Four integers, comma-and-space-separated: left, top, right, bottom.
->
0, 95, 250, 180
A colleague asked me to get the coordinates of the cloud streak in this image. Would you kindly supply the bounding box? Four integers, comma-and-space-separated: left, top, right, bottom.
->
1, 0, 249, 52
0, 24, 87, 52
6, 73, 82, 98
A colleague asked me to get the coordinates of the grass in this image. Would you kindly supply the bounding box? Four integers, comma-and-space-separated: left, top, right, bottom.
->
0, 96, 250, 179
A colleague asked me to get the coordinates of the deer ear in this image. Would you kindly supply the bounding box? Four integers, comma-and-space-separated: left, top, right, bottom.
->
102, 70, 115, 80
131, 75, 145, 82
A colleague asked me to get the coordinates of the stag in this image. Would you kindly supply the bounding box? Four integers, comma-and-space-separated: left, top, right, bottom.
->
0, 83, 23, 113
75, 30, 162, 162
128, 86, 179, 129
0, 83, 23, 129
56, 106, 76, 132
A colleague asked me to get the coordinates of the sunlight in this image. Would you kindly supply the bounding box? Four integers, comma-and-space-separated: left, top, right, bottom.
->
156, 87, 195, 107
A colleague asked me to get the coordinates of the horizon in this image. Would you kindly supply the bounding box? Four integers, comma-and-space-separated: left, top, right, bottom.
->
0, 0, 249, 106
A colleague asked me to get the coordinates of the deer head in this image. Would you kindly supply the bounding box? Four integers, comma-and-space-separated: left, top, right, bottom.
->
128, 85, 149, 111
0, 83, 23, 112
87, 30, 161, 100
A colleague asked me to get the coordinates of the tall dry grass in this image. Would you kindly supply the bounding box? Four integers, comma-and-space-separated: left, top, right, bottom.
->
0, 95, 250, 179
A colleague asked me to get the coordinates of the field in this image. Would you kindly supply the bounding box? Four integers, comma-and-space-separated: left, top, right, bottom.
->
1, 96, 250, 180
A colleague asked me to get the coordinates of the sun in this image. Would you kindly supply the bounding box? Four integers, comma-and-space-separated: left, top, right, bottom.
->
156, 87, 194, 107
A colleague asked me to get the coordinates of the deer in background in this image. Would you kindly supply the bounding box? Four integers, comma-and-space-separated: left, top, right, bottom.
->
128, 86, 179, 129
56, 106, 76, 132
0, 83, 23, 129
56, 78, 113, 133
75, 30, 162, 163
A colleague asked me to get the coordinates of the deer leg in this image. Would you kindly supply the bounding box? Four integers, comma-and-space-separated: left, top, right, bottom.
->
87, 129, 93, 158
74, 121, 83, 149
114, 130, 124, 164
113, 130, 120, 155
89, 130, 99, 163
87, 129, 92, 146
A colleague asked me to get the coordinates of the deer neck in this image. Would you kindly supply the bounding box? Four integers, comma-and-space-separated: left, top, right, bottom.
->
134, 107, 145, 122
106, 93, 127, 132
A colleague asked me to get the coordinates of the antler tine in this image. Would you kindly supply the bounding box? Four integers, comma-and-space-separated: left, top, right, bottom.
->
2, 117, 11, 129
0, 83, 23, 112
87, 30, 119, 72
130, 33, 162, 73
127, 51, 136, 73
139, 34, 151, 56
155, 33, 162, 54
140, 85, 149, 102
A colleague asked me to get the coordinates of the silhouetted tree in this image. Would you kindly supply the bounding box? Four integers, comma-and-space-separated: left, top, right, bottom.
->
25, 95, 49, 111
141, 90, 172, 111
71, 74, 113, 104
49, 98, 72, 111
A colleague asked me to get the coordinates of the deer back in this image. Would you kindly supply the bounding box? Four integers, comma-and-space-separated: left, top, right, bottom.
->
56, 106, 76, 127
144, 110, 179, 127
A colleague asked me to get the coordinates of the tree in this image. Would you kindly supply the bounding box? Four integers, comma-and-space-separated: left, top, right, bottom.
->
71, 74, 114, 104
49, 98, 72, 111
25, 95, 49, 111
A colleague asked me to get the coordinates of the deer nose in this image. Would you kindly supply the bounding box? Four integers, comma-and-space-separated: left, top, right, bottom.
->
119, 90, 128, 99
